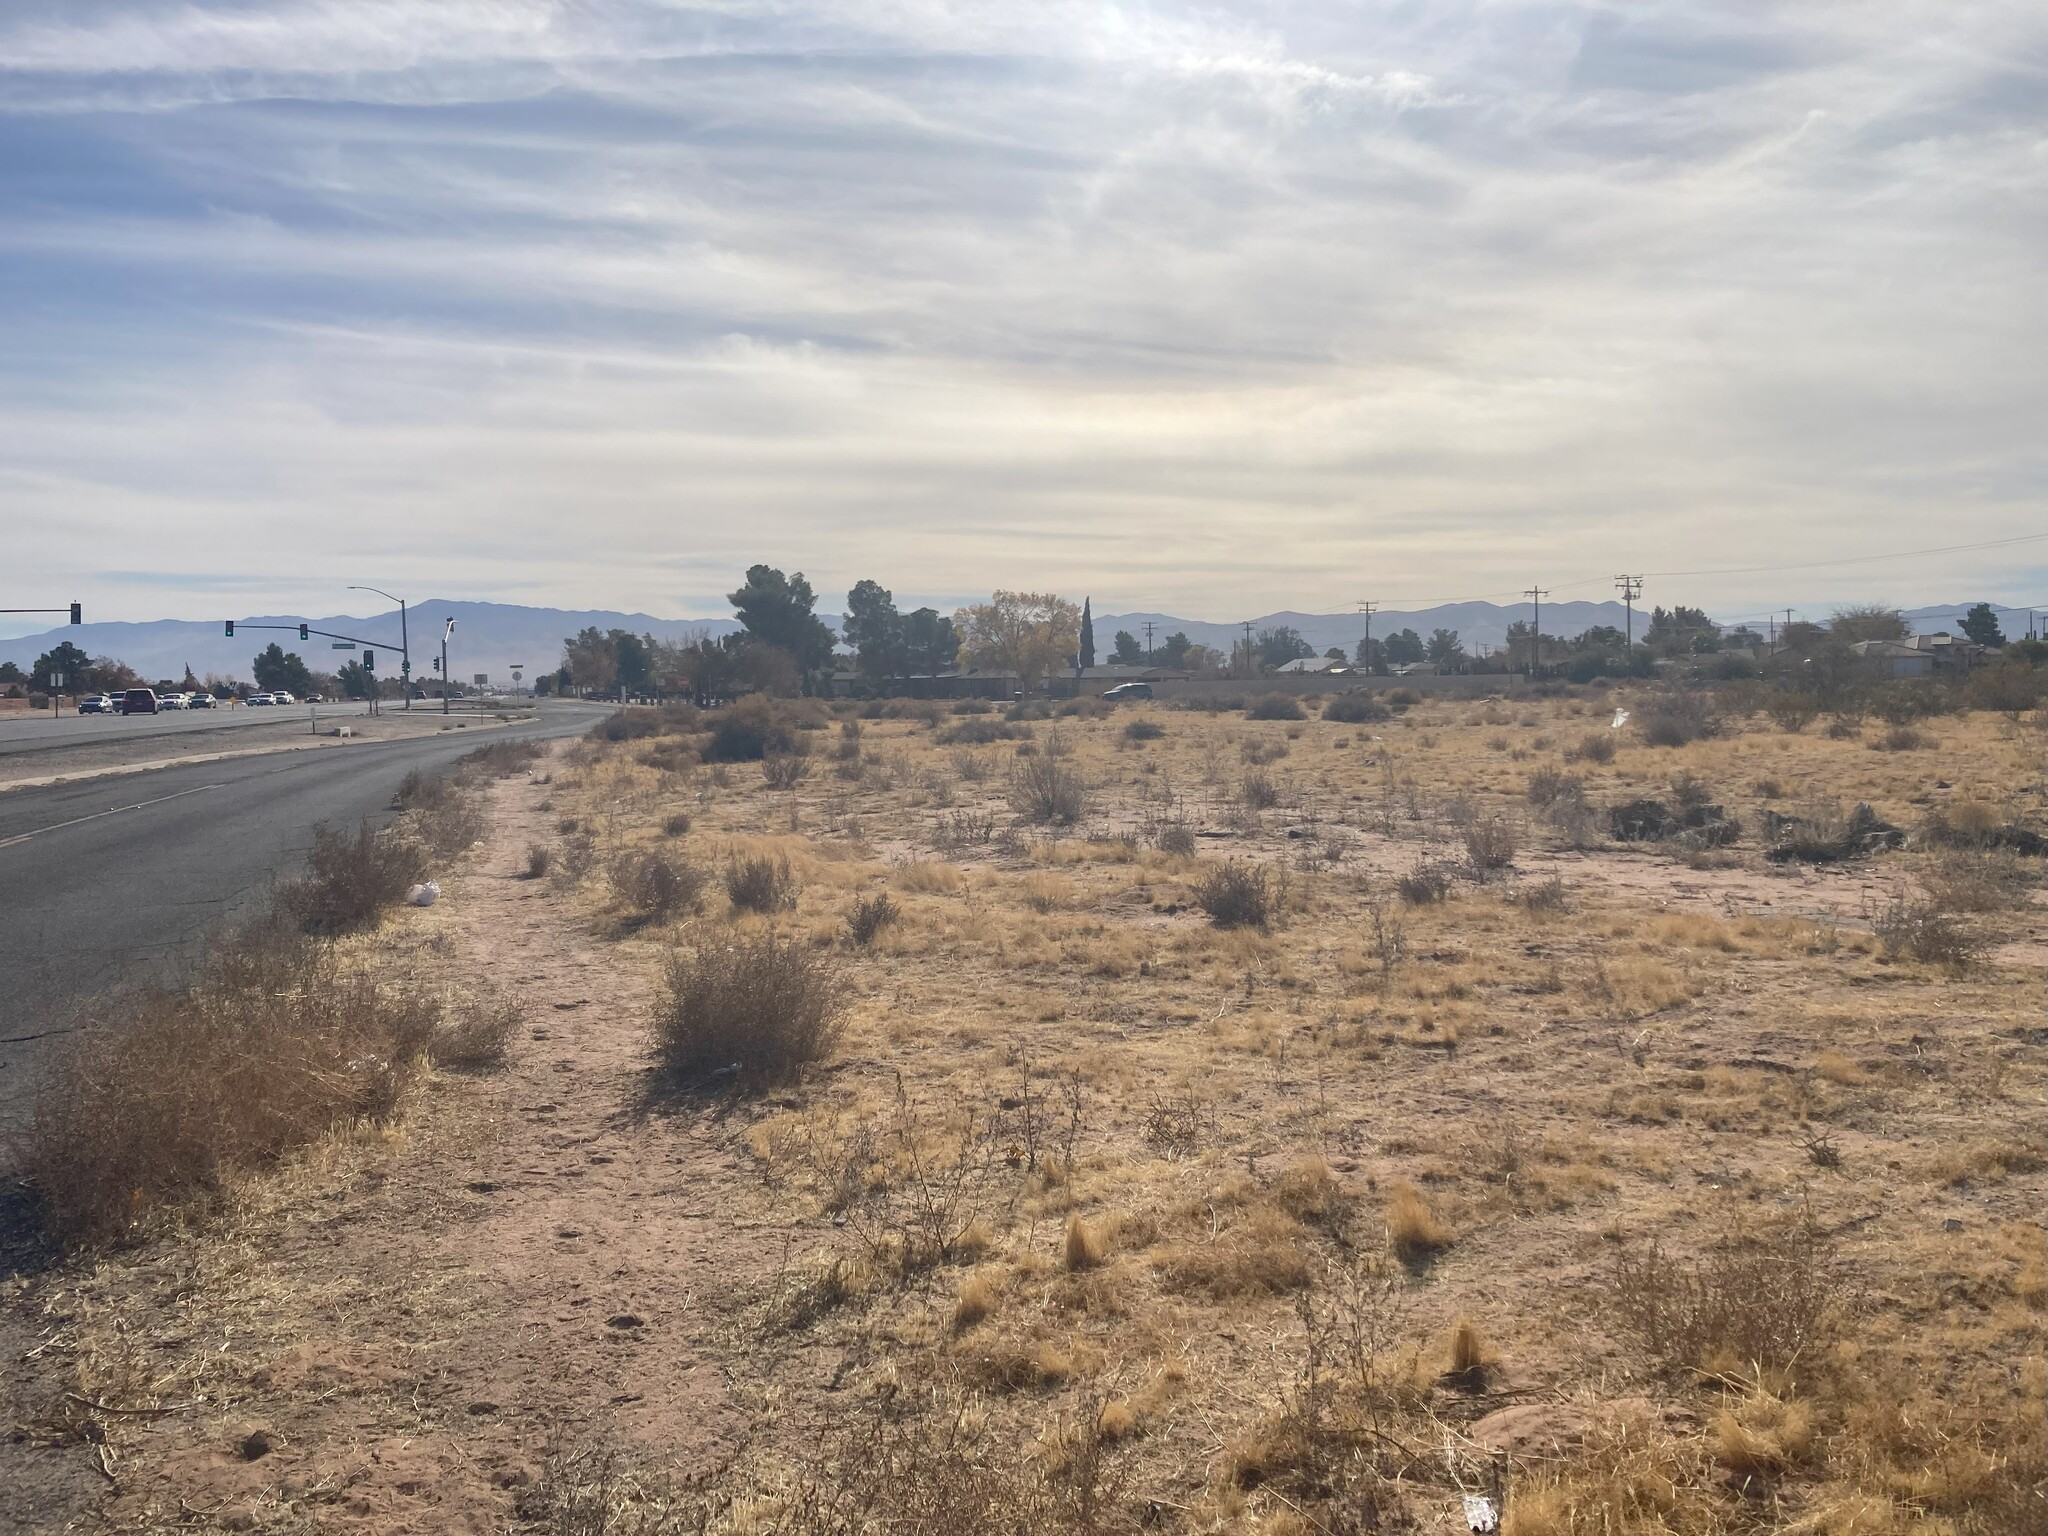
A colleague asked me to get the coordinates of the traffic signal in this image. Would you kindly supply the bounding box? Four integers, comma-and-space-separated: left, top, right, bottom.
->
69, 603, 81, 625
363, 650, 375, 671
299, 623, 309, 640
224, 620, 235, 637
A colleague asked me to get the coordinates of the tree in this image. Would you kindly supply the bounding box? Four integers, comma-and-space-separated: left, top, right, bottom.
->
562, 627, 618, 695
0, 661, 22, 684
252, 644, 314, 695
1382, 628, 1425, 665
1324, 647, 1347, 662
1645, 605, 1719, 656
1353, 635, 1384, 672
336, 661, 377, 700
1958, 603, 2005, 648
1255, 625, 1314, 670
1426, 628, 1465, 665
1160, 632, 1192, 668
1572, 625, 1626, 652
612, 630, 653, 693
953, 591, 1080, 694
901, 607, 960, 676
1079, 599, 1096, 668
1111, 630, 1144, 666
1830, 605, 1907, 644
31, 640, 89, 692
729, 565, 836, 673
844, 580, 905, 685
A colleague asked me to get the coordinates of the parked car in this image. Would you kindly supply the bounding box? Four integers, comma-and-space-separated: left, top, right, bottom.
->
1101, 682, 1154, 701
121, 688, 159, 715
77, 693, 114, 714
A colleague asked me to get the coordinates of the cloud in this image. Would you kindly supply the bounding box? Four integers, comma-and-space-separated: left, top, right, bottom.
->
0, 1, 2042, 623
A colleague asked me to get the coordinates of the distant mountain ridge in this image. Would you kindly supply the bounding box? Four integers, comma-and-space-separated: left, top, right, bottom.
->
3, 598, 2032, 686
0, 601, 745, 686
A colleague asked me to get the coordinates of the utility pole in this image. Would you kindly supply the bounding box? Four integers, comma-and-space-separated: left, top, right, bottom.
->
1614, 575, 1643, 650
1240, 620, 1256, 678
1523, 588, 1548, 679
1143, 620, 1155, 665
1356, 600, 1378, 672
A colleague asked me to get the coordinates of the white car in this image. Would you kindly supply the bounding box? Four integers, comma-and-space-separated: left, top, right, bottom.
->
188, 692, 217, 709
159, 692, 187, 710
246, 692, 274, 706
271, 691, 297, 705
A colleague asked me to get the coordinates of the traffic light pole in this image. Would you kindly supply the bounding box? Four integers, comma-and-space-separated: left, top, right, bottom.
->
224, 620, 403, 704
4, 605, 83, 711
347, 587, 411, 710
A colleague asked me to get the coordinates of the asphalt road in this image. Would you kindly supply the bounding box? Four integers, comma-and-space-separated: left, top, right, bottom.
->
0, 702, 609, 1130
0, 700, 385, 758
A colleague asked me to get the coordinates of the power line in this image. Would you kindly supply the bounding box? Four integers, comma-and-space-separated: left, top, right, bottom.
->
1351, 531, 2048, 612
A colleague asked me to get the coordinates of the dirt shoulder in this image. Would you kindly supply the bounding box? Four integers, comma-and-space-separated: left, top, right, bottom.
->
2, 756, 798, 1532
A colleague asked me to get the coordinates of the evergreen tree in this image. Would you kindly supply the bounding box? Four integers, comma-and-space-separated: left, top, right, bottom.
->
1079, 598, 1095, 668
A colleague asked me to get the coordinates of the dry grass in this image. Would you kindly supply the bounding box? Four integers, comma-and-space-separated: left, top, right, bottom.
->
611, 848, 707, 921
1195, 860, 1275, 928
650, 932, 846, 1088
16, 926, 440, 1245
1384, 1180, 1451, 1260
1606, 1222, 1842, 1377
32, 684, 2046, 1536
726, 851, 800, 913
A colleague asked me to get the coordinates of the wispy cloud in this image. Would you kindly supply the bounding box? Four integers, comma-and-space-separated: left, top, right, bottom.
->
2, 1, 2042, 622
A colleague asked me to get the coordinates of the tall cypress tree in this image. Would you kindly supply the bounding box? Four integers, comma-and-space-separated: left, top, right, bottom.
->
1079, 597, 1096, 668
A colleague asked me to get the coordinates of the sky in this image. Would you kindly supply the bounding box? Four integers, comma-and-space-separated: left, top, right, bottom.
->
2, 1, 2044, 635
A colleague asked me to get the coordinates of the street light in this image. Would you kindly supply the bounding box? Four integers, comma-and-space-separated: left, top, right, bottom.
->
441, 618, 457, 715
347, 585, 411, 710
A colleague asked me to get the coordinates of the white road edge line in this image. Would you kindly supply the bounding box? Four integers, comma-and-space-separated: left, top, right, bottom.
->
0, 782, 227, 849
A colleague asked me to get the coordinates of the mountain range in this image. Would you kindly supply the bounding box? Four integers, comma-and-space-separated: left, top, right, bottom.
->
2, 599, 2033, 686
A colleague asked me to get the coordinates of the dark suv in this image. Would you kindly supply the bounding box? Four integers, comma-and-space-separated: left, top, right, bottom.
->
121, 688, 159, 715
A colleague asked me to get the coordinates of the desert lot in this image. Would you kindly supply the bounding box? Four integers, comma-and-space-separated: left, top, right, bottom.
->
6, 686, 2043, 1535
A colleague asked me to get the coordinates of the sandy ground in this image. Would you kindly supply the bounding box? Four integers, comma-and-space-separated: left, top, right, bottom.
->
4, 696, 2041, 1535
3, 763, 795, 1532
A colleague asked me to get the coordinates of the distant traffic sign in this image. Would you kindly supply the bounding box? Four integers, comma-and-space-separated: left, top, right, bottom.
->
331, 641, 357, 650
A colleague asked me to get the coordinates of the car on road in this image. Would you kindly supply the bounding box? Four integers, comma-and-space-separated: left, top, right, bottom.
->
246, 692, 274, 706
77, 693, 114, 714
1101, 682, 1154, 701
271, 691, 297, 706
158, 692, 187, 710
121, 688, 160, 715
187, 692, 217, 709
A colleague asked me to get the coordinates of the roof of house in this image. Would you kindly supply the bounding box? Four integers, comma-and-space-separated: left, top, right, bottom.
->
1275, 657, 1347, 673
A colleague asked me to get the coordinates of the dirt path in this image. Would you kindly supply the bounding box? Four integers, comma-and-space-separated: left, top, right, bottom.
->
49, 754, 786, 1532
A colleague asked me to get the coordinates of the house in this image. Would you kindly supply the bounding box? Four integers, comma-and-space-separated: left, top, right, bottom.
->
1907, 633, 1984, 673
1274, 657, 1349, 675
1849, 640, 1933, 679
1388, 661, 1440, 677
